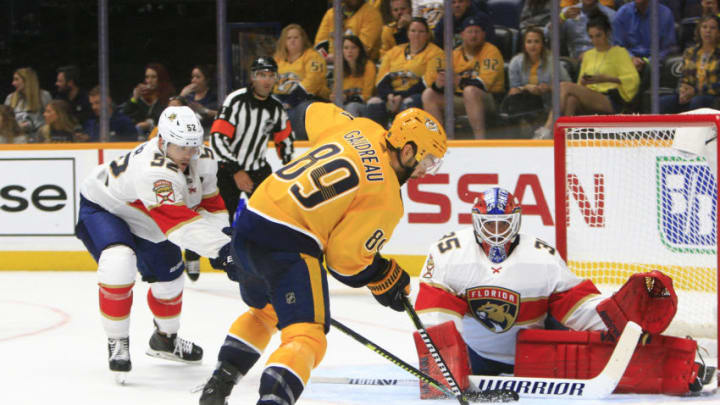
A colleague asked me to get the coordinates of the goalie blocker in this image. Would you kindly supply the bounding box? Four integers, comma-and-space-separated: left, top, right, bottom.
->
415, 320, 702, 397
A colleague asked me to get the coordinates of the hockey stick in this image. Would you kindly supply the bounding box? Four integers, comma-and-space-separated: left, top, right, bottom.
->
467, 321, 643, 399
402, 296, 481, 403
329, 318, 517, 403
311, 376, 417, 386
325, 320, 642, 399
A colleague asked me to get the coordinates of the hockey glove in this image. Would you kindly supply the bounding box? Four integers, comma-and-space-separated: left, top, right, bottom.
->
209, 242, 239, 282
596, 270, 678, 339
367, 258, 410, 312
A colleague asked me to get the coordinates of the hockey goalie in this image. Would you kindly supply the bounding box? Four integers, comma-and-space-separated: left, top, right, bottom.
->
413, 187, 713, 398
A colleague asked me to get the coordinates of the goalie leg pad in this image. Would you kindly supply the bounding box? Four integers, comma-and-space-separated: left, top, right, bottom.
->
514, 328, 699, 395
413, 320, 471, 399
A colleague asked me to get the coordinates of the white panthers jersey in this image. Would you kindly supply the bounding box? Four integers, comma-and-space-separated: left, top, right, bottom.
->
80, 139, 230, 258
415, 227, 606, 364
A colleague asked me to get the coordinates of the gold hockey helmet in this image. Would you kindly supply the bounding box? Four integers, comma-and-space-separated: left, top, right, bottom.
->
386, 108, 448, 174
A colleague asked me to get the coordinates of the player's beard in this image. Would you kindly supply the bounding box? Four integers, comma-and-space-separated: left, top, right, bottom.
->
396, 159, 417, 186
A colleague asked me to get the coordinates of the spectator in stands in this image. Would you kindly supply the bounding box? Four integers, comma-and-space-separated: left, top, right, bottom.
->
612, 0, 677, 72
147, 96, 192, 140
55, 65, 92, 125
39, 99, 82, 143
413, 0, 444, 30
0, 104, 26, 144
275, 24, 330, 138
534, 11, 639, 138
702, 0, 719, 16
660, 15, 720, 113
123, 62, 175, 139
433, 0, 491, 49
422, 14, 504, 139
503, 27, 570, 135
83, 85, 137, 142
333, 35, 377, 117
179, 64, 218, 138
315, 0, 384, 62
559, 0, 616, 61
520, 0, 552, 32
368, 17, 444, 127
4, 67, 51, 142
561, 0, 618, 9
380, 0, 412, 58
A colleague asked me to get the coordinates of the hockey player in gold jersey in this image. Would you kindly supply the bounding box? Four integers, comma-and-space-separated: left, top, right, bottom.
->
199, 103, 447, 405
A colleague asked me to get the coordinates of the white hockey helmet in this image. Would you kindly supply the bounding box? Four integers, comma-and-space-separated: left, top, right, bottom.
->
157, 106, 203, 156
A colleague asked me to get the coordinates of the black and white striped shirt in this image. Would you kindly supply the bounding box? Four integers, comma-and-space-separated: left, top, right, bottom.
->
210, 87, 293, 173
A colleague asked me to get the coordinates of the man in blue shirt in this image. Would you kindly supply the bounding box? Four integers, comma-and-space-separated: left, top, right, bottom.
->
82, 86, 138, 142
612, 0, 677, 71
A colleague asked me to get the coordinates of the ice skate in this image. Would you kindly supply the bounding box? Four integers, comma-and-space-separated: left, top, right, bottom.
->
108, 337, 131, 384
199, 362, 240, 405
185, 259, 200, 281
145, 329, 203, 364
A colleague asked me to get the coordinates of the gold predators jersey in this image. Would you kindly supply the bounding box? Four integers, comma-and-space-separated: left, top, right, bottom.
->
274, 48, 330, 99
248, 103, 403, 277
426, 43, 505, 95
376, 43, 444, 92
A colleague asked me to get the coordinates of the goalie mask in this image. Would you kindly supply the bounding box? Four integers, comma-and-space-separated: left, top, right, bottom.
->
157, 106, 203, 158
472, 187, 521, 263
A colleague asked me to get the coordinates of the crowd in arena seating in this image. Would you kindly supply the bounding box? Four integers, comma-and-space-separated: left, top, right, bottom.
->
2, 0, 720, 142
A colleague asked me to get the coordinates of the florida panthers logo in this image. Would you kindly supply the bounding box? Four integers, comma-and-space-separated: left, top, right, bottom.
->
466, 287, 519, 333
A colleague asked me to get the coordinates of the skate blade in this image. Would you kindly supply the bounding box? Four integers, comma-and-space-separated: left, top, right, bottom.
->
113, 371, 128, 385
145, 348, 202, 364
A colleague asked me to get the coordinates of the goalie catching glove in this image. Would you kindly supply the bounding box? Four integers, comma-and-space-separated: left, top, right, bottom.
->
367, 258, 410, 311
597, 270, 678, 339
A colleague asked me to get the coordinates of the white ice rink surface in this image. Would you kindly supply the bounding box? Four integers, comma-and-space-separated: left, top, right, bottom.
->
2, 271, 718, 405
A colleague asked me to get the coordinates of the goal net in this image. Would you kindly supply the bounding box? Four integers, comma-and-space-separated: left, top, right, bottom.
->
554, 113, 718, 369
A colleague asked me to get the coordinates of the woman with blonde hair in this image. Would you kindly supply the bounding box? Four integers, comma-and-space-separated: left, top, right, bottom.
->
4, 67, 52, 141
0, 104, 26, 144
274, 23, 329, 108
274, 23, 329, 138
39, 99, 82, 143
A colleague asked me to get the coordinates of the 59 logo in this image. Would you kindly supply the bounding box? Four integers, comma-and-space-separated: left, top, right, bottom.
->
657, 157, 717, 253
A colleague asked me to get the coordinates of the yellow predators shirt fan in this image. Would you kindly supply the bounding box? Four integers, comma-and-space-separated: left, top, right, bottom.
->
248, 103, 404, 277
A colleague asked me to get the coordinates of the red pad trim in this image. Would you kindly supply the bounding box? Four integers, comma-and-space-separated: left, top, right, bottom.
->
210, 119, 236, 139
199, 192, 227, 213
415, 282, 468, 317
548, 279, 601, 322
99, 284, 134, 319
147, 203, 201, 235
517, 298, 548, 323
147, 290, 183, 318
274, 119, 292, 144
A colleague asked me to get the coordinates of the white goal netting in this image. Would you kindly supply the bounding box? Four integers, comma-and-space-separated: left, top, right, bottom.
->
557, 116, 718, 365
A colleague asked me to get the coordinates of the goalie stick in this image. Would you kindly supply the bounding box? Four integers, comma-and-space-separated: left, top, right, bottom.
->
403, 296, 475, 402
330, 318, 518, 403
316, 321, 643, 399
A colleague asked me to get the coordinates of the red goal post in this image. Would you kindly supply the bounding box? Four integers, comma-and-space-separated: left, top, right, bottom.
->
553, 114, 719, 371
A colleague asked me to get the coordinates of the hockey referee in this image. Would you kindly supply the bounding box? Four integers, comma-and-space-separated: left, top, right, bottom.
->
210, 56, 294, 227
